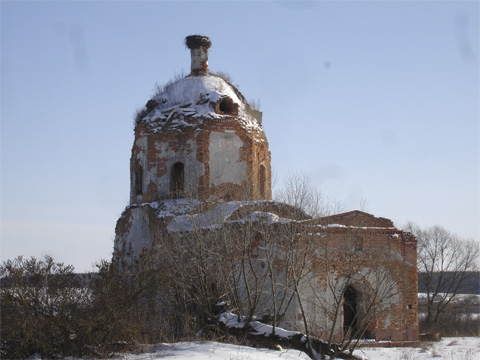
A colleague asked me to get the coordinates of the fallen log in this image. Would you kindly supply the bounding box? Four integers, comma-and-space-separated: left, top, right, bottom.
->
204, 312, 361, 360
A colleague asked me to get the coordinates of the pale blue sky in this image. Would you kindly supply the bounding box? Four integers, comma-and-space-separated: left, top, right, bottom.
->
1, 1, 479, 272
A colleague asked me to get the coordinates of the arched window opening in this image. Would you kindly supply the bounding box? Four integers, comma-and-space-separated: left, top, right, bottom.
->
219, 97, 233, 113
259, 164, 266, 199
135, 165, 143, 196
215, 96, 238, 116
171, 162, 185, 196
343, 285, 359, 337
354, 236, 364, 252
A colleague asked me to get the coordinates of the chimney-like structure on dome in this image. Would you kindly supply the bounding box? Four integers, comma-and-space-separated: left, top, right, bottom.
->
185, 35, 211, 76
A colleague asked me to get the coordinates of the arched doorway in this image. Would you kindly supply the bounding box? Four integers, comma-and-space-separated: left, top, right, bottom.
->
343, 285, 359, 337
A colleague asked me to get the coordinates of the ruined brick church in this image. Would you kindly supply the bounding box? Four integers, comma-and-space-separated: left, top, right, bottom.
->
114, 35, 418, 344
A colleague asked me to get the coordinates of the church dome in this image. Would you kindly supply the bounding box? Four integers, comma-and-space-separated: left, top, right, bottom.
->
136, 74, 262, 134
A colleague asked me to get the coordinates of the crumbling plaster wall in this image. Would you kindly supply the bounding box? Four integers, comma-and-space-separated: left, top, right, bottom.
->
114, 206, 156, 263
130, 129, 205, 203
209, 131, 246, 187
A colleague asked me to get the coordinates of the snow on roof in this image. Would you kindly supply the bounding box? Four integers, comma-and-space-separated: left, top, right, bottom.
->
310, 224, 397, 230
166, 201, 235, 233
120, 198, 202, 219
123, 199, 306, 233
166, 200, 276, 233
138, 75, 262, 134
232, 211, 291, 224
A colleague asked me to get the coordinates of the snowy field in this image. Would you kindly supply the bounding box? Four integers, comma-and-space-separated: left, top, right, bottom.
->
117, 337, 480, 360
359, 337, 480, 360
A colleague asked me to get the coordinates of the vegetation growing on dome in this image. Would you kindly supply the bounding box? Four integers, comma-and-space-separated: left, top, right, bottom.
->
210, 72, 253, 107
133, 72, 186, 126
210, 72, 261, 110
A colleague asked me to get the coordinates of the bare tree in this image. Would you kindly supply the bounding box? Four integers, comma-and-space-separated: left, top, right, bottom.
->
405, 223, 479, 332
274, 171, 344, 218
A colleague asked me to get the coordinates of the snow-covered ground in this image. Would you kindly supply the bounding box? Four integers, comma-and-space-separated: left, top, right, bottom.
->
417, 293, 480, 305
359, 337, 480, 360
117, 338, 480, 360
118, 342, 310, 360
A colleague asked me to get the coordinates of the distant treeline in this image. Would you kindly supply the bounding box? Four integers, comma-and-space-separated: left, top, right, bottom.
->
0, 272, 98, 288
418, 271, 480, 294
4, 270, 479, 294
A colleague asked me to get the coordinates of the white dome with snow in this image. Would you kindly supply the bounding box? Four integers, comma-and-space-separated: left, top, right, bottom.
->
137, 75, 261, 132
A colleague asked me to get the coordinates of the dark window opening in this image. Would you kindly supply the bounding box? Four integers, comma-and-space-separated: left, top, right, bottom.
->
344, 285, 359, 337
215, 96, 238, 115
135, 165, 143, 196
219, 98, 233, 113
171, 162, 185, 196
259, 164, 266, 199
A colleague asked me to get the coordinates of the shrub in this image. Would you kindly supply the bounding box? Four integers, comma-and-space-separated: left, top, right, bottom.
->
0, 256, 87, 358
1, 255, 174, 358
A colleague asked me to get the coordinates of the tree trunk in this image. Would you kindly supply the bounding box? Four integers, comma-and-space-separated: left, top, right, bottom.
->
204, 316, 362, 360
